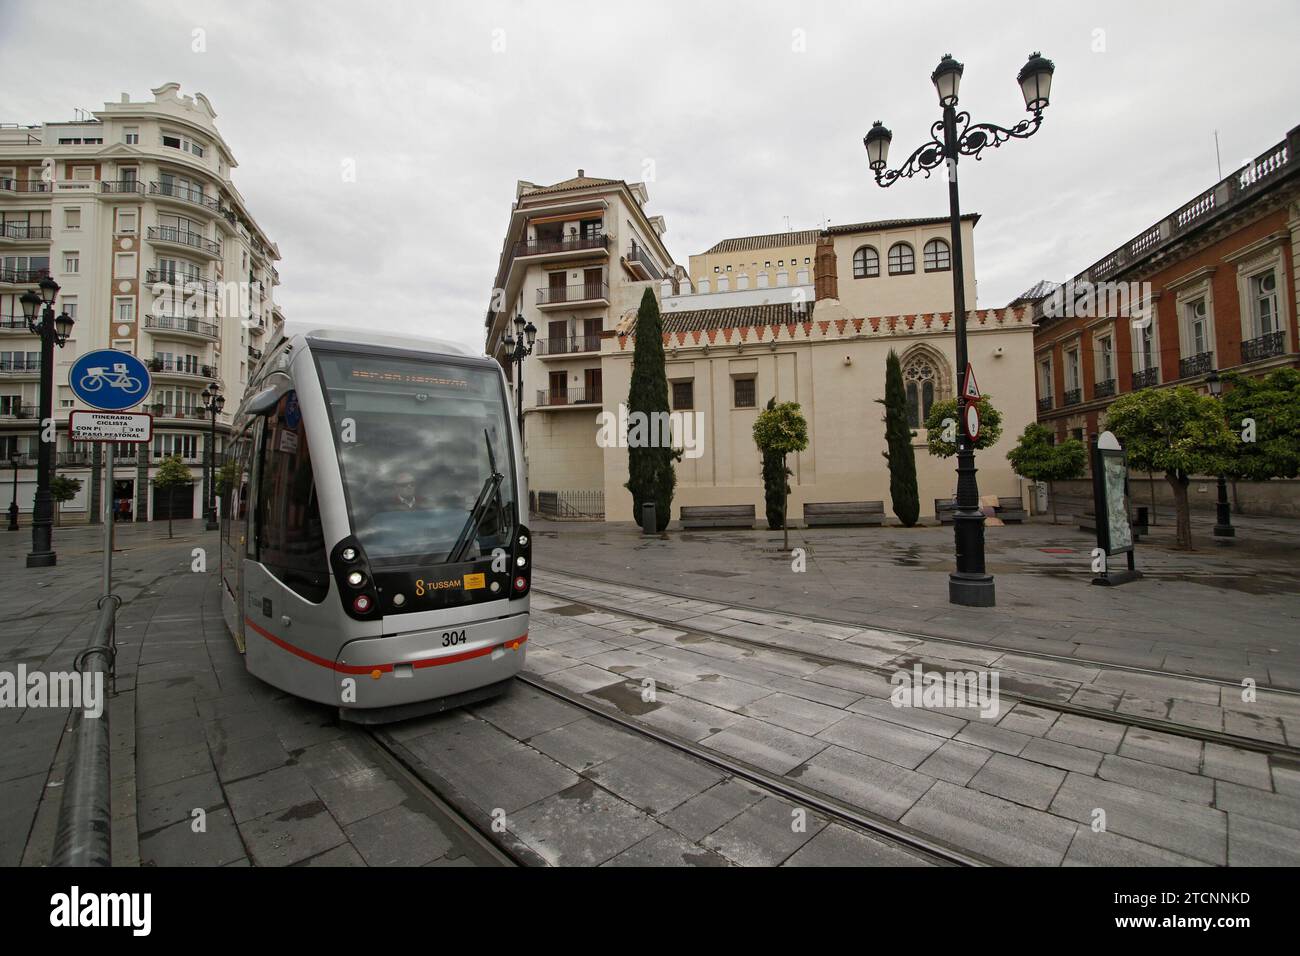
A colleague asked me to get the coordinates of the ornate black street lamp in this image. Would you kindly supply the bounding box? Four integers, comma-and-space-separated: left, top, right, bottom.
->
502, 312, 537, 437
201, 382, 226, 531
865, 51, 1055, 608
20, 278, 74, 567
1206, 369, 1234, 538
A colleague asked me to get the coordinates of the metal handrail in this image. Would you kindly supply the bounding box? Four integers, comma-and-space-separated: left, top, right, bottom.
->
52, 593, 119, 868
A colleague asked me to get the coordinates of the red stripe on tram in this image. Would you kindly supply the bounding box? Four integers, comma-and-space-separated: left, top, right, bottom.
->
244, 617, 527, 673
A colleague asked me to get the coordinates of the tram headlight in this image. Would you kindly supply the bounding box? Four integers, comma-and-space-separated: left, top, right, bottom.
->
353, 594, 373, 614
341, 547, 358, 562
516, 555, 526, 568
514, 575, 527, 592
347, 570, 366, 588
518, 534, 528, 547
392, 593, 406, 607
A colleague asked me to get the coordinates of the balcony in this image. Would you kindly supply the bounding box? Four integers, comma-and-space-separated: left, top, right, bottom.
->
1179, 351, 1214, 379
1036, 396, 1052, 414
513, 232, 609, 260
1061, 387, 1081, 407
144, 314, 219, 340
148, 357, 217, 380
535, 335, 603, 357
0, 223, 51, 242
0, 267, 51, 285
1093, 379, 1116, 399
248, 346, 263, 362
57, 451, 91, 467
100, 180, 146, 197
0, 358, 40, 375
0, 179, 51, 195
0, 403, 36, 419
625, 241, 663, 281
1131, 367, 1159, 390
149, 181, 223, 215
144, 269, 220, 297
1, 314, 31, 331
148, 225, 222, 258
149, 403, 201, 421
1241, 330, 1286, 363
536, 386, 603, 407
537, 282, 609, 308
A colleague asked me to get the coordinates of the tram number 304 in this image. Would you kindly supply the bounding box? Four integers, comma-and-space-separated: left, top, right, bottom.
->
441, 630, 467, 647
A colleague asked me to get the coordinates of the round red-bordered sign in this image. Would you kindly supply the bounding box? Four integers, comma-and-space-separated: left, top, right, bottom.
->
964, 402, 981, 442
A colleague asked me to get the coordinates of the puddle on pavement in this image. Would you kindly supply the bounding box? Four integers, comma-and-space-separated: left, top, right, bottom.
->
545, 604, 595, 616
588, 680, 661, 716
691, 569, 747, 578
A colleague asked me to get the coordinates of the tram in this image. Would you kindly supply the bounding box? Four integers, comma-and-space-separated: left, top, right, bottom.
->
219, 324, 530, 723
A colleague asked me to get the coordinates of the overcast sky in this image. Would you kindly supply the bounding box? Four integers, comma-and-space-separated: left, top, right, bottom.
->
2, 0, 1298, 351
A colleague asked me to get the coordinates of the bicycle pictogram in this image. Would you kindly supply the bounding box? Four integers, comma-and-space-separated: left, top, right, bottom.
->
79, 363, 144, 395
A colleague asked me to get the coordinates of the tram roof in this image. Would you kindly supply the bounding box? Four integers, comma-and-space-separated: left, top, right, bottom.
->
276, 322, 479, 359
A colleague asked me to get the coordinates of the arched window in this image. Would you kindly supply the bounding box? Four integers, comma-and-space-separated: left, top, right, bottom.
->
888, 242, 915, 275
923, 238, 951, 272
902, 353, 942, 428
852, 245, 879, 279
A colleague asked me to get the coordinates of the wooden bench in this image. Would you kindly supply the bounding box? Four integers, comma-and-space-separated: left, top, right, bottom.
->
935, 499, 958, 525
996, 496, 1028, 523
679, 504, 756, 529
803, 501, 886, 527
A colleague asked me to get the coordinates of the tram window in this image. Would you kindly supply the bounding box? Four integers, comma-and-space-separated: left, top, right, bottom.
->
255, 391, 329, 602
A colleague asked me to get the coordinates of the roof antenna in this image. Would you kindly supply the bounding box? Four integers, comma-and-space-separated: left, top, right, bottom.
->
1213, 130, 1223, 180
784, 215, 791, 232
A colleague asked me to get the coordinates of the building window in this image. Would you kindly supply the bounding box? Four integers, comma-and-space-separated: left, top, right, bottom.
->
114, 253, 136, 278
923, 239, 951, 272
1038, 358, 1053, 400
733, 378, 756, 408
1096, 334, 1113, 382
672, 380, 694, 410
64, 208, 81, 230
1184, 298, 1210, 355
765, 260, 772, 269
62, 297, 77, 320
903, 354, 940, 428
888, 243, 915, 275
1065, 347, 1081, 391
1251, 270, 1279, 336
115, 209, 137, 234
852, 246, 880, 279
124, 128, 139, 145
64, 252, 80, 274
115, 298, 135, 323
713, 266, 720, 273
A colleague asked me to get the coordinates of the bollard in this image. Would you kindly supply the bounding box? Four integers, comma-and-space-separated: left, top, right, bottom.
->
641, 502, 656, 535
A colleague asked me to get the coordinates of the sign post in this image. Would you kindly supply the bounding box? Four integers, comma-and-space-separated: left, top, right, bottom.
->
1090, 430, 1141, 586
68, 350, 152, 600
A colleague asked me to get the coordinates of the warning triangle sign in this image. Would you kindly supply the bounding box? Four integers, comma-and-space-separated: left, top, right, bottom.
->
962, 364, 981, 400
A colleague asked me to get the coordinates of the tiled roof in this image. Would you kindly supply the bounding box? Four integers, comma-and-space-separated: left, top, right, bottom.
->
523, 175, 622, 197
704, 229, 823, 254
625, 301, 816, 335
824, 213, 979, 235
1008, 279, 1059, 305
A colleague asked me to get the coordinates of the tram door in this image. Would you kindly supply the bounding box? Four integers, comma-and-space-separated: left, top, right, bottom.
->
241, 391, 337, 704
221, 423, 256, 651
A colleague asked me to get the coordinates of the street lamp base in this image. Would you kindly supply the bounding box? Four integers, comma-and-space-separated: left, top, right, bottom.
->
1213, 525, 1235, 538
26, 551, 56, 568
205, 520, 219, 531
949, 571, 995, 607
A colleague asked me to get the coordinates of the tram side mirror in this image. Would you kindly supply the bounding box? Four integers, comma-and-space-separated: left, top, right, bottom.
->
244, 378, 292, 417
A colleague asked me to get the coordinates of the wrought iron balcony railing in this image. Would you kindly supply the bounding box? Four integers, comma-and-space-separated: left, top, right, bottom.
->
0, 314, 30, 330
0, 179, 51, 193
148, 225, 222, 256
1179, 351, 1214, 379
0, 403, 35, 418
536, 386, 603, 407
1036, 396, 1052, 414
1093, 378, 1116, 399
535, 335, 603, 356
149, 357, 216, 377
626, 241, 663, 281
537, 282, 609, 305
101, 180, 146, 195
1131, 367, 1159, 390
513, 232, 608, 258
0, 267, 51, 284
1241, 330, 1285, 363
149, 181, 223, 212
144, 270, 219, 296
144, 315, 219, 338
1061, 387, 1081, 407
0, 223, 51, 240
0, 358, 40, 372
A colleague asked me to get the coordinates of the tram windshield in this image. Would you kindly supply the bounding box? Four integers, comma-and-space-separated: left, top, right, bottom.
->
315, 349, 517, 565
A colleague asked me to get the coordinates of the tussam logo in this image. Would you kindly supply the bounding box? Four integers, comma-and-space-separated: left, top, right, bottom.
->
50, 887, 151, 936
890, 664, 1000, 718
595, 403, 705, 459
0, 666, 103, 718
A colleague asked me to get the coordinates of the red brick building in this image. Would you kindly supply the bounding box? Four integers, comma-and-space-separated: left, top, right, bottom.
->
1028, 124, 1299, 446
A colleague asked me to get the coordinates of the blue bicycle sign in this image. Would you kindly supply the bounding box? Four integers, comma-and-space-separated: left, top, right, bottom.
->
69, 349, 152, 411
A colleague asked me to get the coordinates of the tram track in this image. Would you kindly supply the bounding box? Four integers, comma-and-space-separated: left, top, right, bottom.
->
532, 576, 1300, 761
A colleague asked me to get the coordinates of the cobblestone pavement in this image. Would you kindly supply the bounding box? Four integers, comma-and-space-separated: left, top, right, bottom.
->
521, 576, 1300, 866
1, 521, 502, 868
528, 511, 1300, 690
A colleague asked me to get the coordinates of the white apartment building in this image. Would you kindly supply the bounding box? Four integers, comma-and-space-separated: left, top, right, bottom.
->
483, 172, 676, 504
0, 83, 280, 523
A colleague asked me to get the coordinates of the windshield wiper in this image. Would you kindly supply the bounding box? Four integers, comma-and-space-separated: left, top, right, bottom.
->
447, 430, 505, 564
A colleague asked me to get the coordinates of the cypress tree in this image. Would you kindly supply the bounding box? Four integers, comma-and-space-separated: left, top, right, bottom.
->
879, 350, 920, 526
760, 397, 790, 530
625, 287, 676, 531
